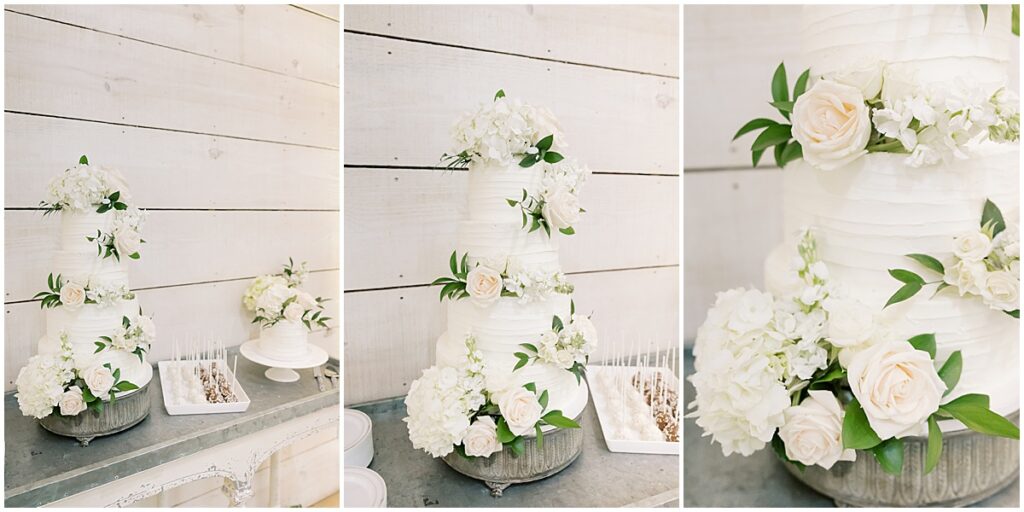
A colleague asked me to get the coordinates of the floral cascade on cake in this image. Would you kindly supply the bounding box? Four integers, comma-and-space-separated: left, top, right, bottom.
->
693, 5, 1021, 477
243, 258, 331, 362
16, 156, 154, 420
405, 90, 597, 459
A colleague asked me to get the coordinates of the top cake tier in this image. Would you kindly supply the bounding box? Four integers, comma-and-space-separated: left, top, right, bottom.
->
801, 5, 1013, 90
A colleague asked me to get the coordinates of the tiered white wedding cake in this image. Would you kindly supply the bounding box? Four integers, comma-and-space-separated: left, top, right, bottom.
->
404, 91, 597, 461
243, 259, 331, 361
17, 157, 154, 421
765, 4, 1020, 416
691, 5, 1019, 485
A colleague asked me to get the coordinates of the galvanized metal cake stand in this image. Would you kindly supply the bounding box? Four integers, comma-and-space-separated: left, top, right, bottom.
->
442, 413, 585, 497
783, 411, 1020, 507
39, 382, 152, 446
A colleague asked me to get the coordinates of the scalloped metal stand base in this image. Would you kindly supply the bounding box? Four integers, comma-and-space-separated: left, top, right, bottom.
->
38, 381, 152, 447
442, 414, 585, 498
784, 411, 1020, 507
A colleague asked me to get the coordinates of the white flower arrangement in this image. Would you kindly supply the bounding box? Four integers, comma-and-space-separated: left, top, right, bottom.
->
506, 158, 589, 237
689, 230, 1019, 474
93, 311, 156, 363
885, 199, 1020, 317
513, 311, 597, 383
243, 258, 331, 330
404, 334, 580, 459
15, 333, 139, 419
734, 62, 1020, 171
85, 207, 147, 261
34, 273, 135, 310
40, 155, 133, 215
443, 90, 566, 169
433, 251, 574, 306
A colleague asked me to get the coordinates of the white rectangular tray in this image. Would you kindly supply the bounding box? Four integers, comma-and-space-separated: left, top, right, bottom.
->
158, 360, 251, 415
588, 365, 679, 455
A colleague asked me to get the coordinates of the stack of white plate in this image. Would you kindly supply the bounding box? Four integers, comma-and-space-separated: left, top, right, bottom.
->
344, 467, 387, 507
344, 409, 374, 467
343, 409, 385, 507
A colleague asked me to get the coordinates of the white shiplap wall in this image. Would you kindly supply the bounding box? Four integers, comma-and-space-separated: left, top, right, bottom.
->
344, 5, 679, 405
682, 5, 1021, 345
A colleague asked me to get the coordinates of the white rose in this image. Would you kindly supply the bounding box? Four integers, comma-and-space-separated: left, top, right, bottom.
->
944, 259, 987, 296
541, 186, 581, 230
256, 283, 292, 314
846, 340, 946, 439
59, 281, 87, 310
497, 386, 543, 436
137, 315, 156, 340
791, 80, 871, 171
283, 302, 306, 323
779, 390, 857, 469
113, 226, 143, 258
82, 365, 116, 397
554, 349, 576, 369
462, 416, 502, 457
58, 385, 88, 416
569, 315, 597, 346
296, 291, 318, 309
822, 297, 875, 348
727, 289, 774, 333
980, 271, 1019, 311
827, 60, 884, 100
952, 231, 993, 262
466, 265, 503, 306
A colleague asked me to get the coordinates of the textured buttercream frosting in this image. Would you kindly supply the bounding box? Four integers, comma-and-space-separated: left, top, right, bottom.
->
259, 320, 311, 361
765, 146, 1020, 415
435, 162, 589, 422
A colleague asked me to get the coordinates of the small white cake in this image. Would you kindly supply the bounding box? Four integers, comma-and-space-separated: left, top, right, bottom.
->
258, 320, 311, 362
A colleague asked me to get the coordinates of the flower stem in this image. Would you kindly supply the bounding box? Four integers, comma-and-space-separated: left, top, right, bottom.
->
866, 140, 907, 153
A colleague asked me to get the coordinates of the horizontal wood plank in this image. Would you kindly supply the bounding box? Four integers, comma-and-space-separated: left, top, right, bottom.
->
683, 168, 784, 344
5, 11, 339, 149
344, 168, 678, 290
4, 113, 339, 210
5, 270, 339, 390
343, 33, 678, 173
343, 266, 678, 404
6, 4, 339, 86
5, 210, 339, 303
344, 5, 678, 77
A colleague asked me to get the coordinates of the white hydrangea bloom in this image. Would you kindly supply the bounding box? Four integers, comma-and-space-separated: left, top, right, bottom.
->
45, 164, 132, 211
450, 96, 566, 167
15, 335, 76, 419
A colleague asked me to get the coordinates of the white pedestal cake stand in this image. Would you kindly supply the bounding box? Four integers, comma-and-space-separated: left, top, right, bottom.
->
239, 340, 328, 383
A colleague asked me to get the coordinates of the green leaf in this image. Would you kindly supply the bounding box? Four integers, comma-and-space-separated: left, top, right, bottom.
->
926, 415, 942, 474
981, 199, 1006, 236
769, 100, 794, 113
115, 381, 138, 391
524, 382, 536, 393
932, 282, 953, 299
889, 268, 925, 285
752, 148, 766, 168
536, 135, 554, 152
750, 124, 792, 151
539, 390, 549, 410
907, 333, 936, 359
506, 198, 518, 207
1005, 309, 1020, 318
809, 364, 846, 389
842, 399, 882, 449
771, 62, 789, 104
510, 436, 525, 456
430, 277, 456, 285
94, 341, 106, 353
945, 393, 990, 409
439, 282, 462, 302
459, 253, 468, 276
520, 343, 539, 353
570, 300, 575, 316
543, 151, 564, 164
81, 387, 96, 402
981, 5, 989, 28
496, 417, 516, 444
872, 438, 904, 475
939, 394, 1020, 439
905, 254, 945, 275
449, 251, 458, 276
551, 315, 564, 332
541, 410, 580, 429
79, 155, 89, 165
494, 89, 505, 100
519, 154, 539, 168
535, 424, 544, 450
513, 352, 530, 371
559, 226, 575, 235
779, 141, 802, 167
1013, 4, 1019, 36
938, 350, 963, 396
732, 118, 778, 141
792, 69, 810, 100
773, 141, 787, 168
885, 282, 922, 308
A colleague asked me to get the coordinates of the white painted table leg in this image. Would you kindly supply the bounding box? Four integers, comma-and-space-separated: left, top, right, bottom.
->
269, 451, 282, 507
223, 477, 254, 508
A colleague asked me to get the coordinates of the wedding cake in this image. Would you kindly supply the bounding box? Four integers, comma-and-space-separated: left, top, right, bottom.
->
691, 4, 1019, 490
404, 91, 597, 462
243, 259, 330, 362
17, 157, 154, 421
